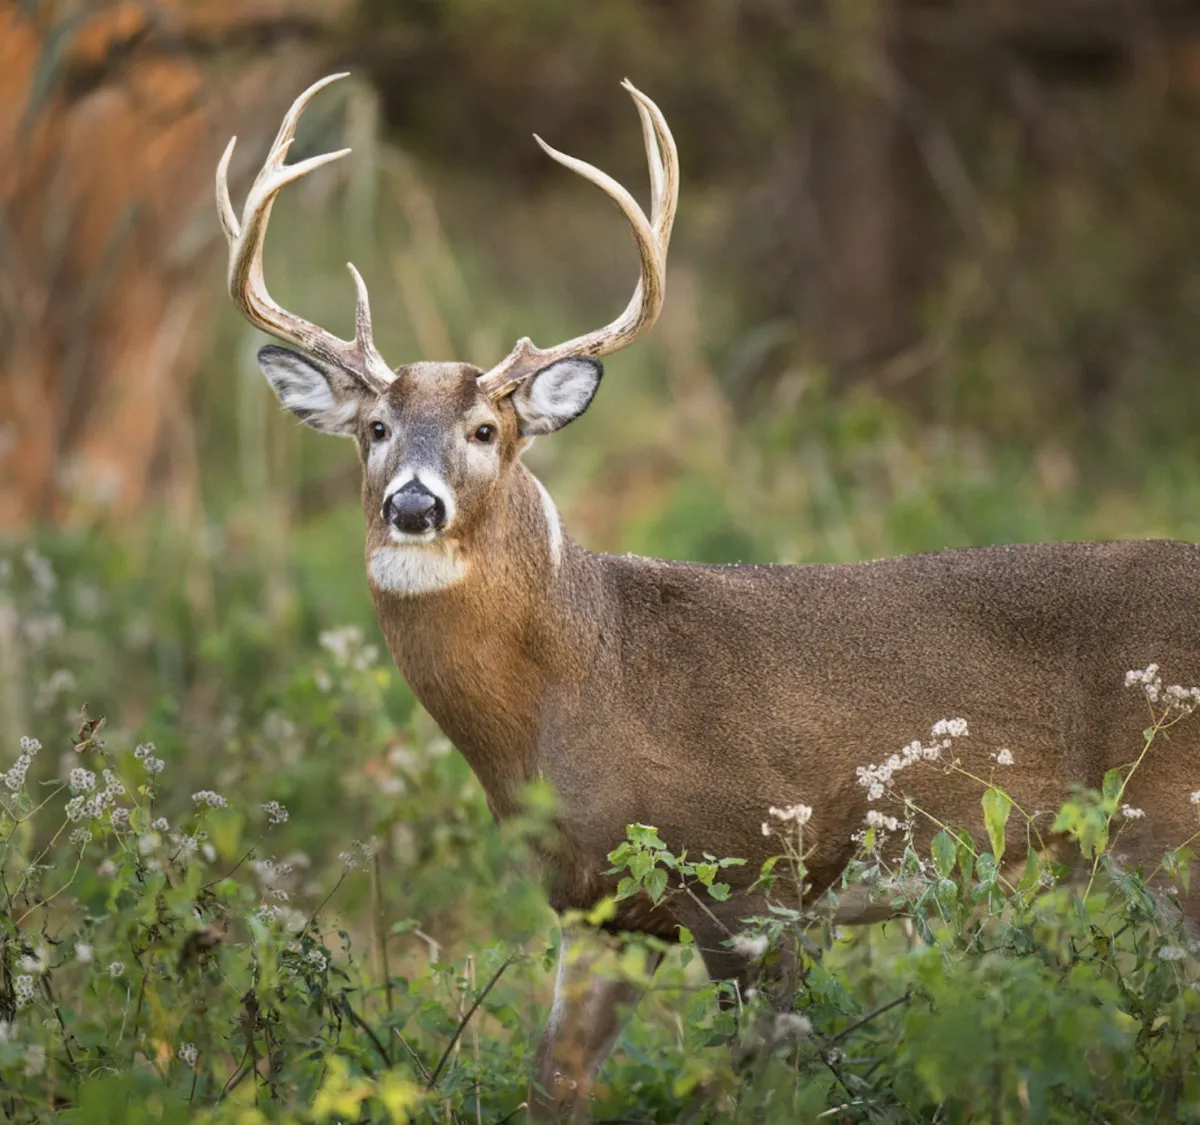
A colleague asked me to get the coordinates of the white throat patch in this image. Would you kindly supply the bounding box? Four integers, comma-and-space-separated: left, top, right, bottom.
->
531, 475, 563, 569
369, 542, 468, 596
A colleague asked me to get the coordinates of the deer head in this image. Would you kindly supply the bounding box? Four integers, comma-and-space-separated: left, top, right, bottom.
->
217, 73, 677, 594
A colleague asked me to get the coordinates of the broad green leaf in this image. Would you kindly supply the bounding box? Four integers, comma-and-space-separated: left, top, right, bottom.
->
931, 831, 957, 879
645, 867, 668, 903
981, 787, 1012, 865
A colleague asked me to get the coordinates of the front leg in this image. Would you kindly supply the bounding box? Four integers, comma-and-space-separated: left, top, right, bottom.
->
528, 927, 662, 1123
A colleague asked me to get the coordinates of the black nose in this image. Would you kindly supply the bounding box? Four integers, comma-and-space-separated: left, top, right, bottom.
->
383, 479, 446, 535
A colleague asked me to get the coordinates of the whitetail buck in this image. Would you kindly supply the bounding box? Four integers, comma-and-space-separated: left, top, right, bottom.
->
217, 74, 1200, 1120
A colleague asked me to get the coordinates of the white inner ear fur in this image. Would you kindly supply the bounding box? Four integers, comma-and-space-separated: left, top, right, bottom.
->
257, 346, 362, 436
369, 543, 468, 596
513, 357, 602, 436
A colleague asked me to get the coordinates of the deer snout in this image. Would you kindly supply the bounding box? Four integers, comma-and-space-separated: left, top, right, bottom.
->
383, 480, 447, 536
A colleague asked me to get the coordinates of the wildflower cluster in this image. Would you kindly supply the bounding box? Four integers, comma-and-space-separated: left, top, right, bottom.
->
134, 742, 165, 776
760, 802, 813, 837
191, 790, 227, 809
318, 625, 379, 671
1125, 663, 1200, 715
262, 800, 289, 824
856, 718, 969, 801
13, 975, 36, 1009
64, 767, 128, 823
2, 737, 40, 792
338, 839, 374, 871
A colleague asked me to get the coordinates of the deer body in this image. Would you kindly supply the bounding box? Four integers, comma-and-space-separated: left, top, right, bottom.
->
216, 76, 1200, 1121
370, 462, 1200, 937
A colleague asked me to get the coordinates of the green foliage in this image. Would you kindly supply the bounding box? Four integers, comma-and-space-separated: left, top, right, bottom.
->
8, 482, 1200, 1121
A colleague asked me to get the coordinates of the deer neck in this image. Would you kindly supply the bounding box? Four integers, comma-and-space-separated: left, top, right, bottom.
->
367, 463, 598, 818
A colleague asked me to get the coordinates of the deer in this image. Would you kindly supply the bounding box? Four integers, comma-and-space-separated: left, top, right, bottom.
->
216, 73, 1200, 1121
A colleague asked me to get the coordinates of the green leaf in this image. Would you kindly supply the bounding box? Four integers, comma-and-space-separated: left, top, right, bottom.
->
981, 787, 1012, 866
627, 824, 666, 850
1017, 845, 1042, 893
645, 867, 669, 903
931, 831, 957, 879
707, 882, 732, 902
694, 862, 718, 887
1102, 768, 1124, 809
615, 876, 638, 901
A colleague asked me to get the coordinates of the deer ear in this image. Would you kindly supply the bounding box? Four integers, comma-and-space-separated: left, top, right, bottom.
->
510, 357, 603, 437
256, 345, 372, 436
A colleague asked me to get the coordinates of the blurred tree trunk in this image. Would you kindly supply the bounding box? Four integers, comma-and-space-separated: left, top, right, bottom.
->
810, 0, 923, 370
0, 1, 334, 530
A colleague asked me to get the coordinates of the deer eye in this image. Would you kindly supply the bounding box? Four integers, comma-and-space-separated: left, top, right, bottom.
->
473, 424, 496, 444
369, 421, 389, 442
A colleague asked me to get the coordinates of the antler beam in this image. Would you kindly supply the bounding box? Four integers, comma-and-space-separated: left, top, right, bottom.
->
476, 80, 679, 400
216, 73, 395, 394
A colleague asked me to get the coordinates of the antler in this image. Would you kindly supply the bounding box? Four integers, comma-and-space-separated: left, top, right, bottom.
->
476, 80, 678, 400
216, 73, 396, 394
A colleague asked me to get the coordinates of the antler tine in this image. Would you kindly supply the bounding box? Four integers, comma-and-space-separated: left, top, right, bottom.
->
477, 82, 679, 400
623, 79, 678, 254
216, 73, 395, 394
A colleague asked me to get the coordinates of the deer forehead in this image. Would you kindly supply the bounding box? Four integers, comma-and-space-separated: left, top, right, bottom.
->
370, 362, 495, 428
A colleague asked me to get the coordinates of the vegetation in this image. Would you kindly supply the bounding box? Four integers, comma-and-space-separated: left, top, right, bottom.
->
9, 4, 1200, 1118
7, 416, 1200, 1120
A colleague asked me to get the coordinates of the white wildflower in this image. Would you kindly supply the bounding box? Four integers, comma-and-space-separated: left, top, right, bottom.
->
1126, 664, 1160, 688
109, 807, 129, 826
179, 1042, 198, 1068
152, 817, 169, 832
23, 1044, 45, 1077
20, 737, 41, 756
768, 803, 813, 827
134, 742, 153, 760
4, 750, 32, 792
98, 859, 117, 877
201, 843, 217, 863
731, 933, 769, 959
1121, 805, 1146, 820
138, 832, 161, 855
143, 755, 164, 776
18, 947, 49, 974
769, 1012, 812, 1043
931, 718, 969, 739
75, 943, 93, 964
1159, 944, 1187, 961
866, 809, 900, 832
262, 800, 289, 825
23, 548, 56, 593
191, 790, 226, 809
994, 748, 1014, 766
305, 949, 328, 971
13, 975, 35, 1008
107, 961, 125, 979
68, 767, 95, 792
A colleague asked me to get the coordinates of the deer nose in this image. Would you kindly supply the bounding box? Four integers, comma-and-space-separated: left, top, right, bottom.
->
383, 480, 446, 535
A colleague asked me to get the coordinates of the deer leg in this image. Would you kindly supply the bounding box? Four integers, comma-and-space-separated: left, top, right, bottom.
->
528, 927, 662, 1123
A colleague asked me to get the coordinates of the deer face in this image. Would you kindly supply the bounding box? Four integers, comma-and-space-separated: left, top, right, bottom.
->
221, 73, 673, 593
256, 345, 602, 593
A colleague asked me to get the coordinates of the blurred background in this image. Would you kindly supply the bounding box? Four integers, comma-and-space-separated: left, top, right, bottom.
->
5, 0, 1200, 983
